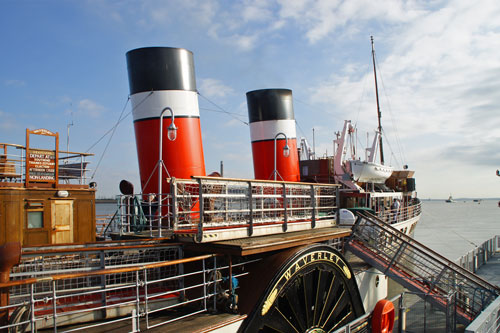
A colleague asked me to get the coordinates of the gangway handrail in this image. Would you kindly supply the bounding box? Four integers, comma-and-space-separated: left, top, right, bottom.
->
354, 211, 500, 294
346, 210, 500, 325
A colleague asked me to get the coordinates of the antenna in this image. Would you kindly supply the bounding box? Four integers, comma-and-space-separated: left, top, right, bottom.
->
312, 128, 316, 159
371, 36, 385, 164
66, 106, 74, 163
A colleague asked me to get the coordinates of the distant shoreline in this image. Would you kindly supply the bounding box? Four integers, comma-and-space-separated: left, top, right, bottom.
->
96, 198, 116, 203
424, 198, 500, 201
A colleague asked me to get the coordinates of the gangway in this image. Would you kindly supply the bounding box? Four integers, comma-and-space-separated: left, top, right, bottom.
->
345, 211, 500, 326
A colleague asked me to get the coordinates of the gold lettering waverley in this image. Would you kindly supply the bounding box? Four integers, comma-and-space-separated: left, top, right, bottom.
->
261, 250, 351, 316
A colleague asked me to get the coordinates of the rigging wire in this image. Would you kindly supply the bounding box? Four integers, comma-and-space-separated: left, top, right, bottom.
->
374, 54, 407, 166
294, 119, 309, 142
353, 59, 370, 129
85, 91, 152, 153
88, 91, 154, 179
197, 91, 248, 125
199, 107, 248, 121
381, 128, 402, 167
292, 98, 318, 145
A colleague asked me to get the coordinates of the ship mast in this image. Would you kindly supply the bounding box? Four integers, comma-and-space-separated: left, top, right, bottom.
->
371, 36, 385, 165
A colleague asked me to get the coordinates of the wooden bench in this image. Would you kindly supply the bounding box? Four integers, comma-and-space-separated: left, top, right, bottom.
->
0, 155, 21, 181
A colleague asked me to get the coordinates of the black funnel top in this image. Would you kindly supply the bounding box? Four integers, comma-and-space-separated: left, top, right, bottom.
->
126, 47, 197, 94
246, 89, 294, 123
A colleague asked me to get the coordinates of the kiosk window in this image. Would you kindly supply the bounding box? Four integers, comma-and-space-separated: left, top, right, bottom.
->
26, 201, 44, 229
28, 211, 43, 228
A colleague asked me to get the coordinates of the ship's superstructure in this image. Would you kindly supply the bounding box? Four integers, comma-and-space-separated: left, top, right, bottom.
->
0, 129, 95, 247
0, 43, 497, 333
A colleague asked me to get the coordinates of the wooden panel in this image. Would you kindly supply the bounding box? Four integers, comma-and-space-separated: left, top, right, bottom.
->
25, 231, 49, 246
51, 200, 74, 244
2, 201, 20, 244
75, 199, 95, 243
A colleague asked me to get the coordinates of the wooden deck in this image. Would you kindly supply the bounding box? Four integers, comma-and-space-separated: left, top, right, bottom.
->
184, 226, 352, 256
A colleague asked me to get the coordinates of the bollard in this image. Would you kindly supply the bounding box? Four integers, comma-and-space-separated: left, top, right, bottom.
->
399, 293, 406, 332
0, 242, 22, 330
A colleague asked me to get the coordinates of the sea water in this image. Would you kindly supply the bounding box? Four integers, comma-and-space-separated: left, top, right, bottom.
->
415, 199, 500, 260
96, 199, 500, 260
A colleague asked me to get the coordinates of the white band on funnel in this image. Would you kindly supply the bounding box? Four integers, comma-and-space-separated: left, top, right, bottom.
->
131, 90, 200, 121
250, 119, 297, 142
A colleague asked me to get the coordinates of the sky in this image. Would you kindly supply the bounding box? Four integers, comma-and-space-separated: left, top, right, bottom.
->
1, 0, 500, 199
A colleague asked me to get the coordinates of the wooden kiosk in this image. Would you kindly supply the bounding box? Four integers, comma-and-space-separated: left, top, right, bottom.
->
0, 129, 95, 246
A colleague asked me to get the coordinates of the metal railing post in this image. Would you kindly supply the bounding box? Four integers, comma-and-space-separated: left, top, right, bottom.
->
197, 178, 204, 243
135, 270, 141, 332
225, 183, 229, 223
171, 178, 178, 231
335, 186, 340, 225
398, 293, 406, 332
213, 257, 217, 311
52, 280, 58, 333
132, 309, 137, 332
148, 199, 153, 237
30, 284, 35, 333
202, 259, 207, 311
100, 250, 107, 319
248, 181, 253, 236
424, 295, 427, 332
310, 185, 316, 228
145, 269, 149, 329
282, 183, 288, 232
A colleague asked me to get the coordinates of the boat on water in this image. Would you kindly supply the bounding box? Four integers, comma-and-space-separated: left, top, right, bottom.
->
0, 41, 497, 333
446, 194, 456, 203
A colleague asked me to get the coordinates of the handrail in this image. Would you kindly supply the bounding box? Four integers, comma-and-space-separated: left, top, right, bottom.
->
22, 243, 181, 256
116, 177, 339, 241
347, 211, 500, 325
358, 211, 500, 293
188, 175, 341, 187
0, 143, 24, 149
2, 253, 219, 288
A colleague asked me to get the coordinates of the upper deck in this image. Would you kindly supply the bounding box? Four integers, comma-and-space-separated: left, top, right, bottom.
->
0, 141, 93, 189
0, 130, 96, 247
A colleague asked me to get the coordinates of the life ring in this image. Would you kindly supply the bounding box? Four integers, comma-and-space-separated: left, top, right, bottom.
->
371, 299, 395, 333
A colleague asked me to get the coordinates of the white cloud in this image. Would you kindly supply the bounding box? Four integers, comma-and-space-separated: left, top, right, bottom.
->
277, 0, 426, 43
199, 78, 234, 98
241, 0, 273, 22
78, 99, 106, 118
301, 0, 500, 197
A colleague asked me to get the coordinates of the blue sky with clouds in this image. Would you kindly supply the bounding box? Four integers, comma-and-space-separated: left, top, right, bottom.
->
1, 0, 500, 199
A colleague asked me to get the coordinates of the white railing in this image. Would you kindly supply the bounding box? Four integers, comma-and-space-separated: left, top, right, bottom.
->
115, 176, 340, 241
375, 200, 422, 224
456, 235, 500, 272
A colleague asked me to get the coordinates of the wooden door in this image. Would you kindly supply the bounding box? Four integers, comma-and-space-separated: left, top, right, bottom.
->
51, 200, 73, 244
